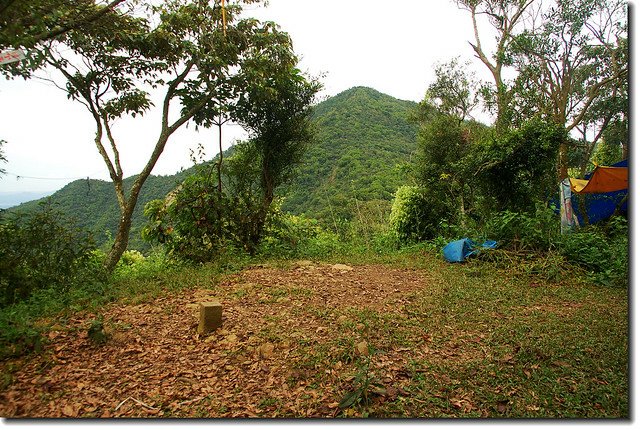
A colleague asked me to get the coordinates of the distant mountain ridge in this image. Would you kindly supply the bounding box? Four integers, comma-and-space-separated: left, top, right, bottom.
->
0, 191, 55, 209
8, 86, 419, 249
9, 172, 192, 250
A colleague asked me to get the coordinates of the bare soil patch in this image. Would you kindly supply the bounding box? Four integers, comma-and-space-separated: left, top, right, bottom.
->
1, 263, 432, 418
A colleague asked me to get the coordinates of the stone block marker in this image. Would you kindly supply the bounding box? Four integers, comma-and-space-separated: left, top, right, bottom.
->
197, 302, 222, 334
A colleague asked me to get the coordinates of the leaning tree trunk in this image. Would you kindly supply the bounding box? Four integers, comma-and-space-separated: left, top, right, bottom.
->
103, 176, 147, 272
103, 130, 173, 272
104, 206, 135, 272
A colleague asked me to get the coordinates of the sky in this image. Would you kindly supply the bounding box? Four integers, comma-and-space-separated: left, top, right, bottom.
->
0, 0, 491, 194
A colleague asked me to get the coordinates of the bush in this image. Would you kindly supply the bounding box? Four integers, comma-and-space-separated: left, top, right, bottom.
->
481, 204, 560, 251
389, 185, 451, 243
257, 205, 344, 259
558, 216, 628, 287
0, 201, 96, 307
480, 206, 627, 287
143, 142, 277, 261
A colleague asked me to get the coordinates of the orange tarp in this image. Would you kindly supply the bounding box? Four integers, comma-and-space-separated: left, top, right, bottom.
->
570, 166, 628, 194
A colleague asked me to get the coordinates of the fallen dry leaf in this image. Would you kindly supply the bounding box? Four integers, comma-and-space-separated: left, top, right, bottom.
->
356, 341, 369, 356
259, 343, 275, 358
0, 264, 473, 418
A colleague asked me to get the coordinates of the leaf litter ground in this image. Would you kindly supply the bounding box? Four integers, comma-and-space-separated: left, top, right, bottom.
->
0, 260, 628, 418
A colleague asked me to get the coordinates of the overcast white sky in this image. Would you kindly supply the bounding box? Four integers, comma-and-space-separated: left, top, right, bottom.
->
0, 0, 633, 194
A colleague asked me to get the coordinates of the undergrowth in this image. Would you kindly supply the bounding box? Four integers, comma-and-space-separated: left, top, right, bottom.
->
0, 205, 628, 364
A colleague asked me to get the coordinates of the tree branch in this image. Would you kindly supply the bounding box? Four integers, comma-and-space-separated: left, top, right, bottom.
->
567, 69, 627, 131
31, 0, 128, 45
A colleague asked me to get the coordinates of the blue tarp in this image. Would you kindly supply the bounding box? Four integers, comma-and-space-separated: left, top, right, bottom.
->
572, 159, 628, 225
443, 238, 497, 263
553, 159, 628, 227
571, 190, 627, 225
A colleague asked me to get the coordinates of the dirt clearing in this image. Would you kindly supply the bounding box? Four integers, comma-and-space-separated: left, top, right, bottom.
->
1, 263, 434, 418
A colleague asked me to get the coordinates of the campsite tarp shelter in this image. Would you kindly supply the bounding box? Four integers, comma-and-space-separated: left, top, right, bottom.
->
560, 160, 628, 231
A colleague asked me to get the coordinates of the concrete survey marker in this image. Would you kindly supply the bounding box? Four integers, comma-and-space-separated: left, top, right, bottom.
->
197, 302, 222, 334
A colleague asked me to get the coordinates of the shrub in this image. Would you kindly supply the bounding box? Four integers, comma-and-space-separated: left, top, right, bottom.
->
257, 205, 346, 259
389, 185, 450, 243
143, 142, 278, 261
558, 216, 628, 287
480, 206, 628, 287
0, 201, 96, 307
481, 204, 560, 252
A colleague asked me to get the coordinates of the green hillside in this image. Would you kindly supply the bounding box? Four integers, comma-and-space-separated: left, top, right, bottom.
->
10, 171, 191, 251
281, 86, 418, 222
8, 86, 418, 248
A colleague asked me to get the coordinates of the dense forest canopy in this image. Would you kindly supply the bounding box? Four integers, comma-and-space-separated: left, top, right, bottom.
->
281, 87, 419, 222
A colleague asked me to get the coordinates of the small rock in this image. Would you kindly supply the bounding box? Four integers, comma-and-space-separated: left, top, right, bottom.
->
331, 264, 353, 271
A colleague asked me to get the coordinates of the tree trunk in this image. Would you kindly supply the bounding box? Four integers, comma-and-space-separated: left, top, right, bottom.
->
246, 166, 275, 255
104, 204, 135, 272
103, 131, 172, 272
217, 122, 223, 198
557, 138, 569, 181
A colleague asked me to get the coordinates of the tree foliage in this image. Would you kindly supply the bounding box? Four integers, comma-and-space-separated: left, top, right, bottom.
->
508, 0, 628, 178
455, 0, 628, 178
234, 61, 321, 247
144, 63, 321, 259
0, 0, 130, 76
11, 0, 313, 271
414, 113, 488, 225
425, 57, 480, 123
475, 118, 565, 211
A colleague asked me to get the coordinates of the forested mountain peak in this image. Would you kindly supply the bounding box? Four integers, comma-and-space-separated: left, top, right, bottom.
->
280, 86, 418, 221
313, 86, 417, 136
